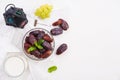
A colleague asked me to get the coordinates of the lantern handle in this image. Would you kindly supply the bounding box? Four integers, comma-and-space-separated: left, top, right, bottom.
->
5, 4, 15, 12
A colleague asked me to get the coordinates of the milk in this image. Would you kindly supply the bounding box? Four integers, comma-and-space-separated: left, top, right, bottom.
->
4, 57, 25, 77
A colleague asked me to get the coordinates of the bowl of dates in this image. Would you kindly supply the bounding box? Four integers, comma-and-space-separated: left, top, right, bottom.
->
22, 28, 55, 60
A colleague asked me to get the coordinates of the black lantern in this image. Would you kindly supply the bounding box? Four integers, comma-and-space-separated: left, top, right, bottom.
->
3, 4, 28, 28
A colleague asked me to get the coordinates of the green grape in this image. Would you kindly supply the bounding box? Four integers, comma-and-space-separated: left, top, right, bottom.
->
43, 8, 49, 13
34, 4, 53, 19
35, 9, 41, 16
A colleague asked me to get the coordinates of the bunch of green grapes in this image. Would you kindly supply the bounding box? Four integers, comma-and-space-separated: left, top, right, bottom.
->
35, 4, 53, 19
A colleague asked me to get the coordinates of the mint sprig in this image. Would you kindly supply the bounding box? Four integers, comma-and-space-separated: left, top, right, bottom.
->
34, 39, 44, 49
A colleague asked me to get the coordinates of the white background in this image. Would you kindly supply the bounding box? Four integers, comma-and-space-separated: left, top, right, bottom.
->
0, 0, 120, 80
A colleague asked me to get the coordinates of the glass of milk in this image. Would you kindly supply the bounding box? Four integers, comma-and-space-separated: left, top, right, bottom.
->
3, 53, 28, 78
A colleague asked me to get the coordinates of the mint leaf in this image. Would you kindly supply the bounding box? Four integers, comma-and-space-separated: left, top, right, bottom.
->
48, 66, 57, 73
34, 42, 43, 49
28, 46, 36, 52
38, 39, 44, 45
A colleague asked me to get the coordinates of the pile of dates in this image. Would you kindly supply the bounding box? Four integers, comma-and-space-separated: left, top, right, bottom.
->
50, 19, 69, 35
24, 30, 53, 58
51, 19, 69, 55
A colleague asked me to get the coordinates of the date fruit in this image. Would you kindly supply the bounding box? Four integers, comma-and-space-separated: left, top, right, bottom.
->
39, 48, 46, 53
59, 19, 69, 30
43, 34, 53, 42
30, 30, 40, 36
24, 43, 31, 53
30, 50, 42, 58
52, 19, 69, 30
50, 28, 63, 35
25, 37, 29, 43
42, 41, 52, 50
52, 19, 62, 26
37, 34, 43, 40
56, 43, 68, 55
28, 34, 37, 45
41, 50, 52, 58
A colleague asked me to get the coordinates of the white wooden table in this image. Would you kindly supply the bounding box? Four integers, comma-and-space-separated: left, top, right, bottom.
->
0, 0, 120, 80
